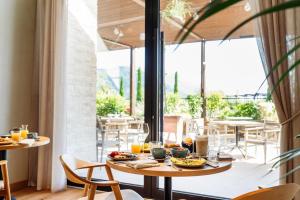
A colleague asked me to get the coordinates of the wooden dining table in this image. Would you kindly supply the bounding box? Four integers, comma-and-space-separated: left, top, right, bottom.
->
0, 136, 50, 200
107, 156, 232, 200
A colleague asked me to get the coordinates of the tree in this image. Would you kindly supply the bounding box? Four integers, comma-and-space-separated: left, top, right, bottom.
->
174, 71, 178, 94
136, 68, 143, 102
119, 77, 124, 97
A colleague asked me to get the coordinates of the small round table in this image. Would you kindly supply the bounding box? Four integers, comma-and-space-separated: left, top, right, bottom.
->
0, 136, 50, 200
107, 158, 231, 200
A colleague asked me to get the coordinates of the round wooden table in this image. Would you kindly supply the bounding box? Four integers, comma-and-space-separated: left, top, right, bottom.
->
0, 136, 50, 151
0, 136, 50, 200
107, 157, 232, 200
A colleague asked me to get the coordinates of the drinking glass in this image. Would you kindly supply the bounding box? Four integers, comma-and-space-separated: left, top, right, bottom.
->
138, 123, 150, 153
11, 130, 21, 142
149, 141, 162, 154
21, 124, 29, 139
131, 143, 142, 154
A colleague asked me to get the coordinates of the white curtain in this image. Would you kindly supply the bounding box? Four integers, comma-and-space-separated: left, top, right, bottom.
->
29, 0, 68, 192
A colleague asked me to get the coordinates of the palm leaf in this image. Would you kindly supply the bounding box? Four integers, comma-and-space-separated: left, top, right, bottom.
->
271, 150, 300, 170
280, 165, 300, 180
289, 35, 300, 42
176, 0, 243, 45
223, 0, 300, 41
255, 43, 300, 95
268, 59, 300, 99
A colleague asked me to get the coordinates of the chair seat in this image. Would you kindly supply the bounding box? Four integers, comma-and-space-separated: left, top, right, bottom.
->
246, 139, 266, 144
78, 189, 143, 200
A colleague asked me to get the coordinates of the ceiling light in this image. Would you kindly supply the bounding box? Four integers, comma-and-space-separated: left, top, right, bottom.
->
139, 33, 145, 41
244, 2, 251, 12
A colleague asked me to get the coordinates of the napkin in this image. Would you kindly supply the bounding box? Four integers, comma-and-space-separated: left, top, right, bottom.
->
126, 160, 160, 169
19, 139, 35, 146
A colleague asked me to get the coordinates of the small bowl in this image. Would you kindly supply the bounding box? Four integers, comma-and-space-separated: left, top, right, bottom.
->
171, 147, 189, 158
152, 147, 166, 159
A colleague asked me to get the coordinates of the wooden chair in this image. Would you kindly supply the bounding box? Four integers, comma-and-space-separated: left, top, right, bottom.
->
60, 155, 143, 200
233, 183, 300, 200
0, 160, 11, 200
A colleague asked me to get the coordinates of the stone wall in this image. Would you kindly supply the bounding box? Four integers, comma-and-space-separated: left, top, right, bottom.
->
65, 10, 97, 161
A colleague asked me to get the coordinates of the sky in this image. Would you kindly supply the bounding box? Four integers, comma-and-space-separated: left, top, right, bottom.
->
97, 38, 268, 96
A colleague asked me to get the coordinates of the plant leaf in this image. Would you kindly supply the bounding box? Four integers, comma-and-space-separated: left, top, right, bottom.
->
280, 165, 300, 180
271, 150, 300, 170
289, 35, 300, 42
268, 59, 300, 98
176, 0, 243, 45
296, 134, 300, 139
223, 0, 300, 41
255, 43, 300, 95
271, 147, 300, 161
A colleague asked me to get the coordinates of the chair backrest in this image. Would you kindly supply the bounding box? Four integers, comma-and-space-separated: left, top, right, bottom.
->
233, 183, 300, 200
60, 154, 89, 185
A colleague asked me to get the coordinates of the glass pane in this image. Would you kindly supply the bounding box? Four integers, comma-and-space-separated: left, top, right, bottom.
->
159, 0, 279, 198
95, 0, 145, 185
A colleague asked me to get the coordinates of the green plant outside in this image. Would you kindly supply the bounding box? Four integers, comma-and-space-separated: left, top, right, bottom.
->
96, 90, 127, 116
233, 101, 261, 120
174, 71, 179, 94
164, 93, 188, 114
119, 77, 124, 97
187, 94, 202, 118
206, 92, 226, 118
137, 68, 143, 102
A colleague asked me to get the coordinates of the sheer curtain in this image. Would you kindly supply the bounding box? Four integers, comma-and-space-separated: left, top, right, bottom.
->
29, 0, 68, 192
253, 0, 300, 191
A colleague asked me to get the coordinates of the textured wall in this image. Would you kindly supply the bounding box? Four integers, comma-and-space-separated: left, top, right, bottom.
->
65, 11, 97, 161
0, 0, 37, 183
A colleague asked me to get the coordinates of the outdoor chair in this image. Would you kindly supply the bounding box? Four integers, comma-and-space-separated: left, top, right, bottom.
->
96, 117, 123, 162
208, 123, 235, 150
244, 121, 280, 164
233, 183, 300, 200
60, 154, 143, 200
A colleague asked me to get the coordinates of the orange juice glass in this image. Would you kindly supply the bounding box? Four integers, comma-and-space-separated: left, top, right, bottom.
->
21, 125, 29, 139
11, 132, 21, 142
131, 144, 142, 154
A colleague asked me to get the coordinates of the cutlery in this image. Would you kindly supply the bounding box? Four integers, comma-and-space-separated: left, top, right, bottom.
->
206, 160, 219, 168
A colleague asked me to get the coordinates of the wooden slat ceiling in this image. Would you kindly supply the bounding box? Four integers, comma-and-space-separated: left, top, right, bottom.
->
98, 0, 255, 50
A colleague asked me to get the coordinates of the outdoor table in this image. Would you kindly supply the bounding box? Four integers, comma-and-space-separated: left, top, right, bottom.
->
0, 136, 50, 200
210, 120, 264, 156
107, 156, 231, 200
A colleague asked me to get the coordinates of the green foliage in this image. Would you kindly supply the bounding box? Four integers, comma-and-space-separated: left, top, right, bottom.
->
187, 94, 202, 118
174, 72, 179, 94
206, 92, 226, 117
119, 77, 124, 97
136, 68, 143, 102
165, 93, 187, 114
96, 90, 126, 116
233, 101, 261, 120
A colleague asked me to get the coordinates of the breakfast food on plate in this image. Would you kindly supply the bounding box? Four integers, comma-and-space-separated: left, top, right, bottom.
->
0, 137, 12, 145
109, 151, 131, 158
170, 157, 206, 168
164, 143, 180, 148
0, 137, 10, 142
108, 151, 137, 160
